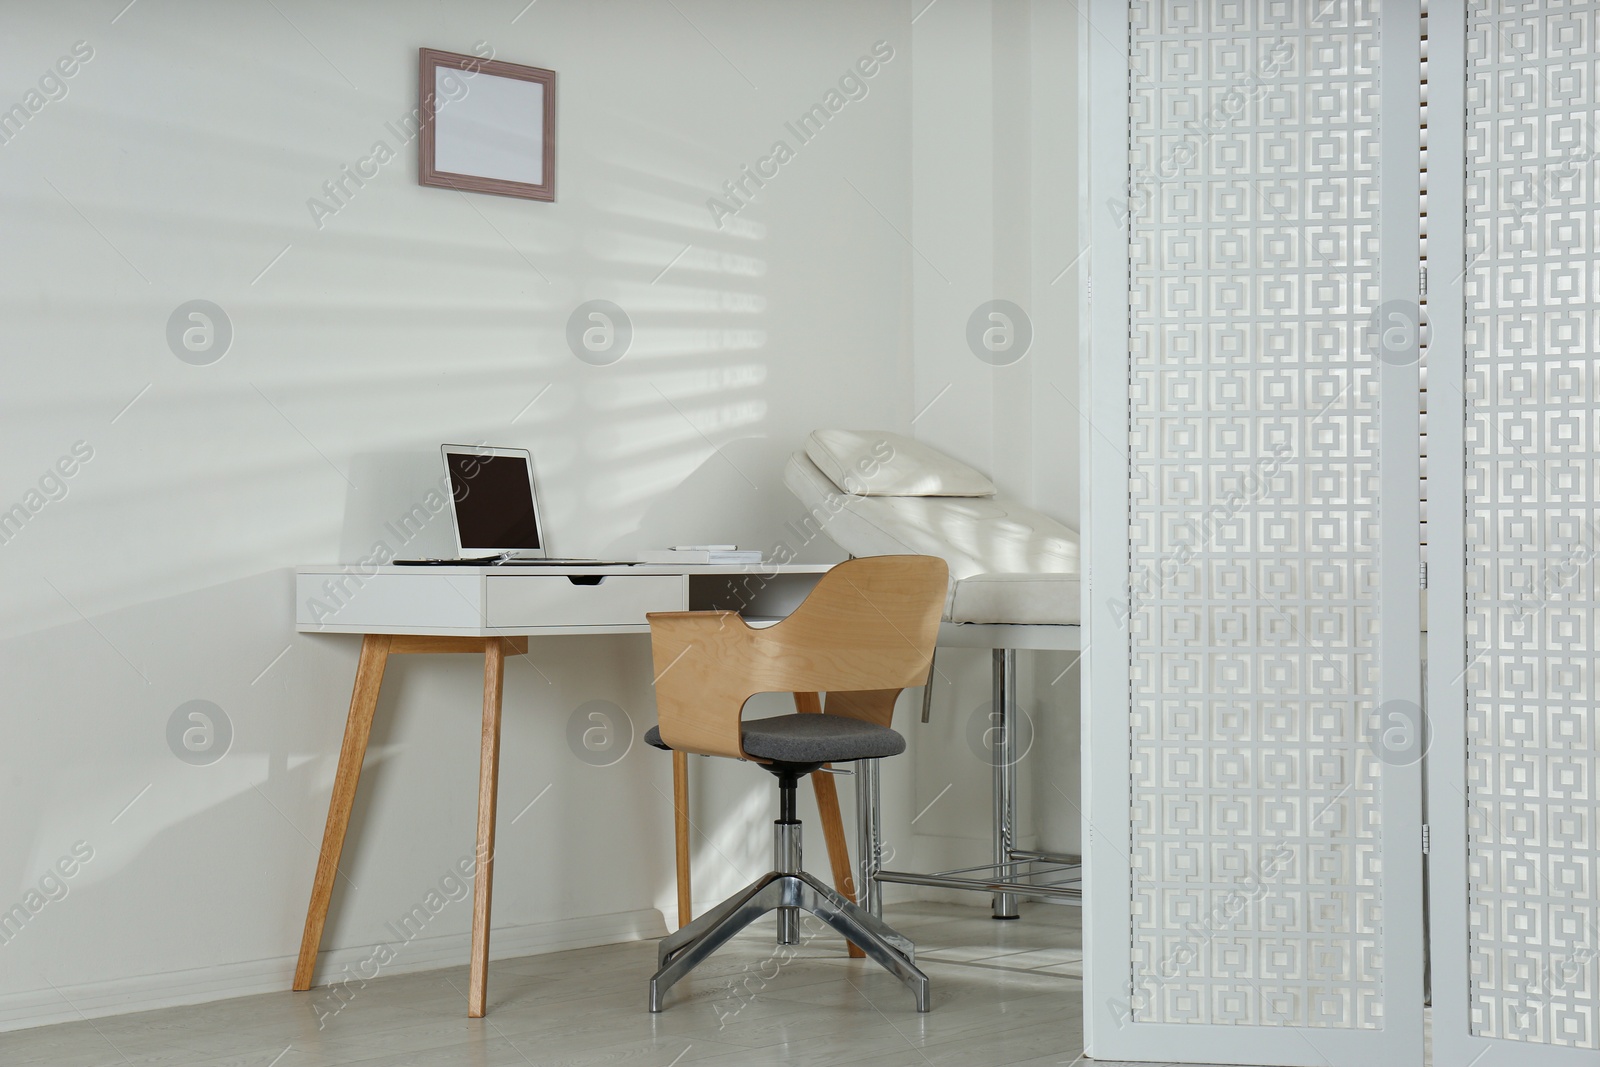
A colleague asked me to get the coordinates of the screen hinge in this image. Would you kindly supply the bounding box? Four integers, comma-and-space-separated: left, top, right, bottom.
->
1422, 824, 1432, 855
1420, 562, 1428, 589
1420, 266, 1429, 297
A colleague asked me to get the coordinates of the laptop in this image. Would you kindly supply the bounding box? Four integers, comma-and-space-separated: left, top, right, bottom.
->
441, 444, 549, 559
421, 444, 625, 566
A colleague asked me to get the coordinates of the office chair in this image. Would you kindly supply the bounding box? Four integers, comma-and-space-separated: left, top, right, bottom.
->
642, 554, 947, 1013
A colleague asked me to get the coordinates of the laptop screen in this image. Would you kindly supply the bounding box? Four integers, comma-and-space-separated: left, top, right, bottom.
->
444, 450, 543, 552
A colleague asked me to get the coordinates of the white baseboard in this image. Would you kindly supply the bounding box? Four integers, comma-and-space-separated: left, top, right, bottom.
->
0, 908, 667, 1035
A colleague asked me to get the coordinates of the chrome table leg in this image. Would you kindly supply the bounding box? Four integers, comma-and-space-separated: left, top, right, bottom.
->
992, 648, 1019, 919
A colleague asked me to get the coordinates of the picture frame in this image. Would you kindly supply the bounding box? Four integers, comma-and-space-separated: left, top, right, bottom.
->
418, 47, 556, 202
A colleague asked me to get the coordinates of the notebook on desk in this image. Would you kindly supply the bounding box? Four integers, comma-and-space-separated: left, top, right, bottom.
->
393, 445, 635, 566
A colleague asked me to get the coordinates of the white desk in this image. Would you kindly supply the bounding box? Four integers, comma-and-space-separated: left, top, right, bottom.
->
290, 561, 835, 1017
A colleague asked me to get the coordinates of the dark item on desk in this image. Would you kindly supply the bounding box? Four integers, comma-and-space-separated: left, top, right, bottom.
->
392, 556, 642, 567
493, 558, 639, 567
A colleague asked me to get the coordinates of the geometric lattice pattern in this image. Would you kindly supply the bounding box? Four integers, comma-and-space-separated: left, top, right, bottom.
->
1464, 0, 1600, 1049
1126, 0, 1385, 1029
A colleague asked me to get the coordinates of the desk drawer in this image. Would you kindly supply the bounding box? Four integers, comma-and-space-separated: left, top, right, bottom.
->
485, 575, 685, 628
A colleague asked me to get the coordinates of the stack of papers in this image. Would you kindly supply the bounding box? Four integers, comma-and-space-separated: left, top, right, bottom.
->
638, 545, 763, 564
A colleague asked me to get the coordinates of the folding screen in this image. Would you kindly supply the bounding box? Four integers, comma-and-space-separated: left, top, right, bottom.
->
1085, 2, 1425, 1063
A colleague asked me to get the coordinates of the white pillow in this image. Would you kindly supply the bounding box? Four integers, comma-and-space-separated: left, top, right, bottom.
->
805, 429, 997, 497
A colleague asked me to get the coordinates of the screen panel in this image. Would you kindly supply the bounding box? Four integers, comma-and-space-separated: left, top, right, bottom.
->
1126, 0, 1384, 1030
1084, 2, 1424, 1063
1458, 0, 1600, 1052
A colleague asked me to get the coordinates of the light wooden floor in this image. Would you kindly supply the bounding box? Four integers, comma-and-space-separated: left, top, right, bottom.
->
1, 902, 1236, 1067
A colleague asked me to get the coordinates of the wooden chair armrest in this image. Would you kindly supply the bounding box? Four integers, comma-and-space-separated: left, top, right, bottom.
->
648, 610, 760, 761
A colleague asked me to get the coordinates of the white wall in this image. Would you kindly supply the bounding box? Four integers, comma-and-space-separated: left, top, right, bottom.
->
905, 0, 1083, 879
0, 0, 915, 1029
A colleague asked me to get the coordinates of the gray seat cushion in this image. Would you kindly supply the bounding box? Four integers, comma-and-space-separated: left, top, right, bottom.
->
645, 714, 905, 764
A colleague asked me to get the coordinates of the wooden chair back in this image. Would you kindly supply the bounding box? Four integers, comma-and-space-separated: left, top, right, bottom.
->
648, 555, 948, 760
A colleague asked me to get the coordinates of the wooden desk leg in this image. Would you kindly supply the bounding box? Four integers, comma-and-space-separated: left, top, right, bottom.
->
673, 750, 692, 928
294, 634, 392, 991
468, 638, 507, 1018
794, 693, 865, 959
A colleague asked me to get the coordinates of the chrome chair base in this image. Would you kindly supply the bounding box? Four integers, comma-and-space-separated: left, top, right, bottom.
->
649, 869, 930, 1013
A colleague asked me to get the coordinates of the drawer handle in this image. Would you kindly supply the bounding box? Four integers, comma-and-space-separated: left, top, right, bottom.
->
566, 576, 606, 586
